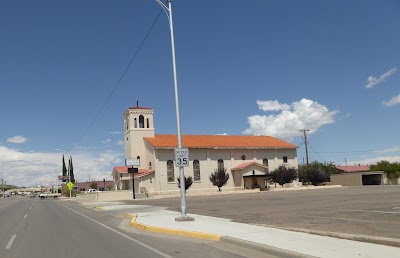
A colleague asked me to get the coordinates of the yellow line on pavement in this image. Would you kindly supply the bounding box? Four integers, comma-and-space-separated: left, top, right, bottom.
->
129, 215, 221, 241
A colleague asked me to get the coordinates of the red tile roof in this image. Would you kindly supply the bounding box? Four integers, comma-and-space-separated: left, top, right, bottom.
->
231, 162, 268, 171
144, 134, 297, 149
336, 165, 370, 173
113, 166, 155, 178
128, 106, 153, 110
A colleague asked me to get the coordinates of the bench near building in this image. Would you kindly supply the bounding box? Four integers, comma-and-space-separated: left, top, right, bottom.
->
111, 104, 299, 195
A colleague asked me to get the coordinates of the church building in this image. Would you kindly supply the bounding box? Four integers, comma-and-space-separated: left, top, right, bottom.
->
112, 104, 298, 194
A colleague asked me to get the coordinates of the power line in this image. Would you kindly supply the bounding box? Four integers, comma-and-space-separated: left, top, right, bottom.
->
307, 141, 325, 162
67, 9, 163, 152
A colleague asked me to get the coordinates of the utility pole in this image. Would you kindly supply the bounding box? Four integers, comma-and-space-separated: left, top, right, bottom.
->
300, 129, 310, 171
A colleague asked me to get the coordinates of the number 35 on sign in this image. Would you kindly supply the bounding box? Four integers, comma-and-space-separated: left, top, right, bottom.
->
175, 148, 189, 167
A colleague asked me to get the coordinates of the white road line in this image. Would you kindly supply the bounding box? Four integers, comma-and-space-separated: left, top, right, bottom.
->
29, 207, 32, 210
24, 214, 27, 219
57, 202, 173, 258
5, 234, 16, 249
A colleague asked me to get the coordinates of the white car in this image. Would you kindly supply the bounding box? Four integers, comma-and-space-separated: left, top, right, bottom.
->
87, 189, 97, 193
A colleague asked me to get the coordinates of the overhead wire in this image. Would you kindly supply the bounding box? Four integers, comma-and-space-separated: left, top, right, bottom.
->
67, 9, 163, 152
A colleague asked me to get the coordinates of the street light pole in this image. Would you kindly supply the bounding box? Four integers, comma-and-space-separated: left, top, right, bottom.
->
1, 172, 4, 197
155, 0, 191, 220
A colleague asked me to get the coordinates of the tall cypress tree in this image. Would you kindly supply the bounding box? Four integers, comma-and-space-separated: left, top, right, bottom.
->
62, 155, 67, 176
69, 156, 75, 183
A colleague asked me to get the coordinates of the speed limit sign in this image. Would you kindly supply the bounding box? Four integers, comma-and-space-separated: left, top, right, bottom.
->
175, 148, 189, 167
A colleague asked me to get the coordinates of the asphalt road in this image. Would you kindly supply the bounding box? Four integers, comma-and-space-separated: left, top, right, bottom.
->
0, 196, 276, 258
130, 185, 400, 240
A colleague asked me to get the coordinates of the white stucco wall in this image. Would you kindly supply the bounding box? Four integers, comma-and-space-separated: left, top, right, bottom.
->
153, 148, 297, 193
124, 109, 155, 167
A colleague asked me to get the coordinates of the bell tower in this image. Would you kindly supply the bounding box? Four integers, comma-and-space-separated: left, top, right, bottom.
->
123, 102, 155, 168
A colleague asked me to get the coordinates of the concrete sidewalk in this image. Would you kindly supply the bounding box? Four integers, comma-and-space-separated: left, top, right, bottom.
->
128, 209, 400, 258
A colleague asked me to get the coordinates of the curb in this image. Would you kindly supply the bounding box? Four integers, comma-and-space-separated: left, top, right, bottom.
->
94, 206, 105, 211
128, 214, 221, 241
276, 227, 400, 248
221, 236, 316, 258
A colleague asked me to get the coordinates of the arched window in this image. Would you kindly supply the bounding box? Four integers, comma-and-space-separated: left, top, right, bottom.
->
146, 118, 150, 128
134, 118, 137, 128
193, 160, 200, 181
139, 115, 144, 128
218, 159, 224, 172
167, 160, 174, 182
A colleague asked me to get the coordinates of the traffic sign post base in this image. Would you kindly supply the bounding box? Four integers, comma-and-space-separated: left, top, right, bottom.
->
175, 216, 195, 222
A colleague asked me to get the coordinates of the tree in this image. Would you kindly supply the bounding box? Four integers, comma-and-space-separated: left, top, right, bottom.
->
298, 161, 337, 184
176, 176, 193, 192
270, 166, 297, 186
62, 155, 67, 176
209, 168, 230, 191
68, 156, 75, 183
370, 161, 400, 181
90, 182, 98, 190
304, 169, 329, 186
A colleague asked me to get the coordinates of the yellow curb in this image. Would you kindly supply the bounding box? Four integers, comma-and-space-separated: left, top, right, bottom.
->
125, 213, 136, 219
129, 214, 221, 241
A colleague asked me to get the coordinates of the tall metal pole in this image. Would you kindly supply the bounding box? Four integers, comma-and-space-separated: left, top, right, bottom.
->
1, 172, 4, 197
156, 0, 188, 219
68, 156, 72, 198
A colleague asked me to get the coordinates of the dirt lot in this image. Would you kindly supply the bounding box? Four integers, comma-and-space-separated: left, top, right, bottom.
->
130, 185, 400, 240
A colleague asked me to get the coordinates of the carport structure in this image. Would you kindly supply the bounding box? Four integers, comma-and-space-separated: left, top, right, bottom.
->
330, 165, 385, 186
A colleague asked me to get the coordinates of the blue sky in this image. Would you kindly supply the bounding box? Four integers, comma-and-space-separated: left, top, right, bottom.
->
1, 0, 399, 187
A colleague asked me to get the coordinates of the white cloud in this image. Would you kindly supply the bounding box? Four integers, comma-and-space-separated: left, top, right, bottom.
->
374, 147, 400, 154
0, 146, 123, 187
365, 68, 397, 89
101, 138, 112, 144
350, 155, 400, 166
243, 98, 338, 141
257, 100, 290, 111
382, 94, 400, 107
116, 140, 124, 145
108, 131, 122, 135
7, 136, 28, 144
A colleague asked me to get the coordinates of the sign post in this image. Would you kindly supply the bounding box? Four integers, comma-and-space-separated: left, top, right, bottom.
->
126, 159, 139, 199
67, 181, 73, 198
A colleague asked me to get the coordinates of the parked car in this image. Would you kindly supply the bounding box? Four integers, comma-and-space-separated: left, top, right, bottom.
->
87, 189, 97, 193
